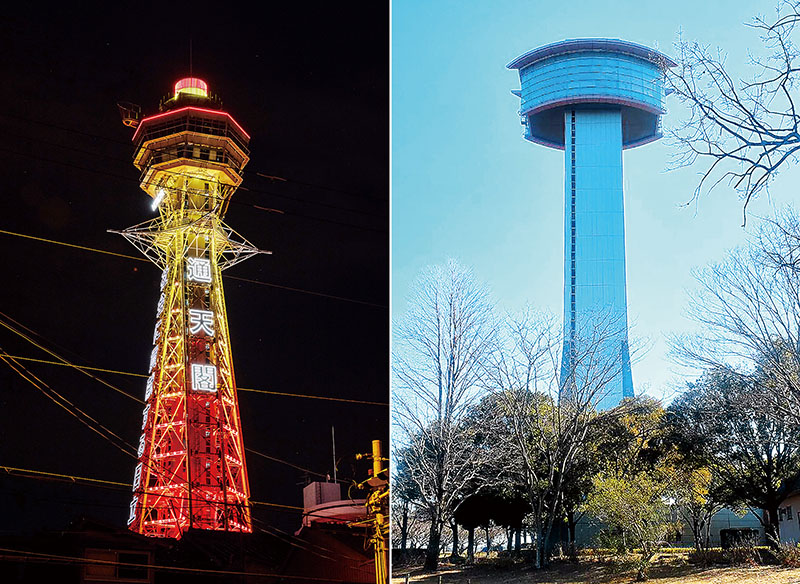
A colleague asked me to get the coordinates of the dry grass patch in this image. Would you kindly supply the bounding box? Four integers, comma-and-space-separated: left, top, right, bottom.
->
392, 553, 800, 584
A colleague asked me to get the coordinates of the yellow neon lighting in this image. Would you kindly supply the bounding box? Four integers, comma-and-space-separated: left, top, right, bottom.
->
174, 77, 209, 98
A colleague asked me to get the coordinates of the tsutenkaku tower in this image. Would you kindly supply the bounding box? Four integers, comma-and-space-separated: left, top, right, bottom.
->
508, 39, 674, 410
115, 77, 263, 538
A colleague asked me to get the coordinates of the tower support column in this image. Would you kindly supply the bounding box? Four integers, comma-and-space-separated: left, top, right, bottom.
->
561, 108, 633, 408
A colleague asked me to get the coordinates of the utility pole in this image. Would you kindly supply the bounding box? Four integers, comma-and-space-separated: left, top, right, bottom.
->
354, 439, 389, 584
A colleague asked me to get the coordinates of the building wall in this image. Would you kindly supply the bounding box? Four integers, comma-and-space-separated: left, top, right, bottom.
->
518, 52, 665, 116
779, 495, 800, 544
575, 507, 765, 548
561, 108, 632, 409
704, 508, 764, 546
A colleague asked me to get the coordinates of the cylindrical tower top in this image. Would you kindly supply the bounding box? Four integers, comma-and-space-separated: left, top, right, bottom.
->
508, 38, 675, 149
174, 77, 209, 98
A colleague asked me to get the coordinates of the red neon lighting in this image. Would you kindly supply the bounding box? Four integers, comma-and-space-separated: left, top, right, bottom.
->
174, 77, 208, 95
133, 107, 251, 142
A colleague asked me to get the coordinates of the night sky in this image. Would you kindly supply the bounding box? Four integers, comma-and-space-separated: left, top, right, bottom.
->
0, 5, 388, 535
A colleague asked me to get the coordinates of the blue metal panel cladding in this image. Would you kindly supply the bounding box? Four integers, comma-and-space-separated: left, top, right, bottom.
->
561, 109, 633, 410
519, 52, 665, 116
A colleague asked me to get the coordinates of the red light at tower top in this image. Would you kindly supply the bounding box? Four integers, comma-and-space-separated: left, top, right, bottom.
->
174, 77, 209, 98
114, 76, 265, 539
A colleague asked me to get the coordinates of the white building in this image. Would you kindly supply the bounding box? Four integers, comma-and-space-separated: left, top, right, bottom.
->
778, 492, 800, 544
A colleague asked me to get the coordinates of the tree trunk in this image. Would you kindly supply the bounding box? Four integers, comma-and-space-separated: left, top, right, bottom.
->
450, 520, 460, 560
515, 527, 522, 554
400, 503, 409, 551
532, 517, 545, 569
539, 514, 557, 568
424, 520, 442, 571
765, 506, 780, 548
703, 515, 713, 550
507, 526, 513, 551
691, 518, 702, 552
532, 528, 539, 565
538, 533, 549, 568
467, 527, 475, 564
567, 510, 577, 557
536, 534, 543, 568
485, 525, 491, 553
689, 513, 713, 552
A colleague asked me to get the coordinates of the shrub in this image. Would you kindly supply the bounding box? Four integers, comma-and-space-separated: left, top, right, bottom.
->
723, 542, 759, 567
658, 547, 693, 554
773, 541, 800, 567
688, 547, 726, 567
488, 555, 517, 569
593, 528, 629, 555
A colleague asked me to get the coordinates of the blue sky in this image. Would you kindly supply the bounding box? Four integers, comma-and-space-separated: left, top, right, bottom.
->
391, 0, 800, 399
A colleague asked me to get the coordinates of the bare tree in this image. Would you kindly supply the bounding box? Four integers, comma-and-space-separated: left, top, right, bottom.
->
670, 208, 800, 423
668, 2, 800, 224
483, 308, 631, 568
391, 450, 423, 559
392, 260, 498, 571
389, 502, 429, 552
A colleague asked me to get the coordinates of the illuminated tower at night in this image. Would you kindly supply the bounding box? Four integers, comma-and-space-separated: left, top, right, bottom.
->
508, 39, 674, 409
116, 78, 262, 538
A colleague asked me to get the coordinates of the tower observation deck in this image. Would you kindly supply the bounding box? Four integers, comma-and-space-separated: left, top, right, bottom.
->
508, 39, 674, 410
115, 77, 264, 538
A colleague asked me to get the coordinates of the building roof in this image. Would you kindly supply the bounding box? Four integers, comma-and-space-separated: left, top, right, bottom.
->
507, 38, 676, 70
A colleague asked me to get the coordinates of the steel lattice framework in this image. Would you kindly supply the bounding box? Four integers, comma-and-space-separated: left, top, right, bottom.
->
115, 78, 264, 538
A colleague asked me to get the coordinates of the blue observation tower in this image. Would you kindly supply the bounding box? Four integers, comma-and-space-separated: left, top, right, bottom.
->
508, 39, 674, 410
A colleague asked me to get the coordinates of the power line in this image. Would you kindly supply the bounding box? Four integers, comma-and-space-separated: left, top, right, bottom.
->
0, 461, 366, 564
0, 124, 388, 233
0, 351, 138, 458
0, 331, 377, 484
0, 227, 387, 309
245, 448, 325, 479
0, 547, 370, 581
0, 473, 362, 562
224, 274, 387, 308
2, 307, 111, 371
0, 312, 143, 404
0, 127, 386, 234
0, 227, 147, 262
0, 257, 385, 523
0, 312, 389, 438
0, 354, 388, 407
238, 385, 388, 407
2, 126, 385, 219
0, 145, 385, 234
0, 464, 308, 511
249, 516, 340, 563
0, 110, 384, 203
2, 355, 144, 378
254, 172, 382, 203
0, 465, 370, 519
0, 465, 129, 489
0, 353, 202, 512
0, 475, 351, 563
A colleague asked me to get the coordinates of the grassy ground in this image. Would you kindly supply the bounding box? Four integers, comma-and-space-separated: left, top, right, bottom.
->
392, 552, 800, 583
